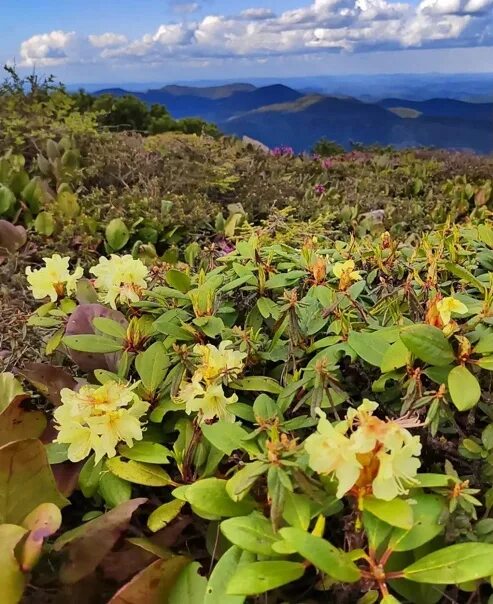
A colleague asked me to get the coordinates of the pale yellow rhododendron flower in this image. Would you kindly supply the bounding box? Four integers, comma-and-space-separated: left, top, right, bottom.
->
175, 340, 245, 422
304, 413, 362, 498
26, 254, 83, 302
54, 380, 149, 462
90, 254, 149, 309
305, 400, 422, 501
332, 259, 361, 281
194, 340, 247, 385
178, 381, 238, 423
436, 296, 468, 326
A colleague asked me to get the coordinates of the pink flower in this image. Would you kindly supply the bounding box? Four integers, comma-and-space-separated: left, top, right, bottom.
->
314, 184, 326, 195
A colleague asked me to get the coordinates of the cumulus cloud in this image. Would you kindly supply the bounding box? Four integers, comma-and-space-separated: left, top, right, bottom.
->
88, 33, 128, 48
18, 0, 493, 68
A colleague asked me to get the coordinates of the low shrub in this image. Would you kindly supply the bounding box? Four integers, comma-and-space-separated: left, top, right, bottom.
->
3, 216, 493, 602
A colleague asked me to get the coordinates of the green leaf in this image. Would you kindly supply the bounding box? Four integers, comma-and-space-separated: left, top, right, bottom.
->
107, 457, 174, 486
414, 473, 452, 488
106, 218, 130, 251
63, 334, 123, 353
400, 325, 455, 367
201, 422, 249, 455
265, 271, 306, 289
362, 497, 413, 530
176, 478, 256, 518
473, 333, 493, 354
99, 471, 132, 508
0, 524, 28, 603
0, 185, 15, 214
168, 561, 207, 604
0, 372, 24, 413
282, 491, 311, 530
444, 261, 485, 293
119, 442, 172, 464
476, 356, 493, 371
79, 454, 104, 498
0, 439, 68, 524
227, 561, 305, 595
92, 317, 127, 340
135, 342, 169, 393
221, 513, 281, 556
165, 269, 192, 293
193, 316, 225, 338
45, 442, 70, 464
148, 499, 185, 533
403, 543, 493, 584
348, 331, 389, 367
34, 211, 55, 236
230, 376, 282, 394
279, 527, 360, 582
447, 365, 481, 411
388, 494, 446, 552
226, 462, 268, 502
362, 512, 393, 552
380, 339, 409, 373
204, 546, 252, 604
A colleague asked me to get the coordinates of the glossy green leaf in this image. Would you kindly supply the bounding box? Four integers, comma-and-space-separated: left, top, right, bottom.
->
400, 325, 455, 366
63, 334, 123, 353
107, 457, 173, 487
362, 497, 413, 530
403, 543, 493, 584
227, 561, 305, 595
220, 513, 281, 556
168, 561, 207, 604
448, 365, 481, 411
148, 499, 185, 532
279, 527, 361, 582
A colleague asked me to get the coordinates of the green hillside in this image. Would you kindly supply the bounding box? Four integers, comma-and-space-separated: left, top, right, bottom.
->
2, 70, 493, 604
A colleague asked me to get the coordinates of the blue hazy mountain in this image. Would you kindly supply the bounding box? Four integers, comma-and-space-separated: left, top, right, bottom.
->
92, 81, 493, 154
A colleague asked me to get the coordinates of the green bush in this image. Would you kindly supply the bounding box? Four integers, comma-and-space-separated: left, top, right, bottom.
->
2, 216, 493, 602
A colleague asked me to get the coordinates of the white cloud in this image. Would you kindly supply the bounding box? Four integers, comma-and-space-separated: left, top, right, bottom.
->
169, 1, 201, 14
240, 8, 276, 19
88, 33, 128, 48
18, 0, 493, 68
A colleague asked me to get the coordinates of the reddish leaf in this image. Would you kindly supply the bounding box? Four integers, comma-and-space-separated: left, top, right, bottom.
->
0, 219, 27, 253
64, 304, 128, 372
20, 503, 62, 571
18, 363, 77, 407
54, 498, 147, 584
107, 556, 189, 604
51, 461, 83, 497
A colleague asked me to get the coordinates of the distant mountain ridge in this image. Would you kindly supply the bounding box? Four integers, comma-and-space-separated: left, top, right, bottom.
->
93, 82, 493, 154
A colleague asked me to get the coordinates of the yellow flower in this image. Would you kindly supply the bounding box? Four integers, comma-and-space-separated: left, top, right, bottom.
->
178, 380, 238, 422
372, 433, 422, 501
304, 413, 362, 498
194, 340, 246, 385
305, 403, 422, 501
436, 296, 468, 326
332, 259, 362, 290
26, 255, 83, 302
54, 380, 149, 462
90, 255, 149, 309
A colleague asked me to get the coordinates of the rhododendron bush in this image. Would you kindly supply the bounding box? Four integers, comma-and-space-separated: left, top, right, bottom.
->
5, 217, 493, 603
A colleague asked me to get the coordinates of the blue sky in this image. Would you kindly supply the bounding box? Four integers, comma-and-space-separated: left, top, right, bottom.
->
1, 0, 492, 82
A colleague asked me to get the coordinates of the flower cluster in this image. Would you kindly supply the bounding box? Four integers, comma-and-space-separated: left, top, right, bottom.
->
54, 380, 149, 462
176, 341, 246, 422
26, 254, 149, 309
304, 400, 421, 501
26, 255, 83, 302
271, 145, 294, 158
90, 255, 149, 309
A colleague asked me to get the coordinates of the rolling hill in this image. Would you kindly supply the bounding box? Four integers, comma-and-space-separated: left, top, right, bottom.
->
93, 83, 493, 154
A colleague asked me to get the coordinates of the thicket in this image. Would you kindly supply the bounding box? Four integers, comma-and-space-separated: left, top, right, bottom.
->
1, 68, 493, 604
